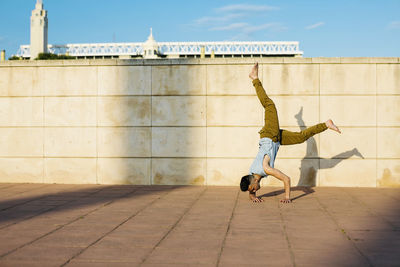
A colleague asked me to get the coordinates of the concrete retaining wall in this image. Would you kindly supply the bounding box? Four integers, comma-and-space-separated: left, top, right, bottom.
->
0, 57, 399, 187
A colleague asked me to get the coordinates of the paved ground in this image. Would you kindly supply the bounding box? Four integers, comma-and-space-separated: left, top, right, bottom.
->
0, 184, 399, 267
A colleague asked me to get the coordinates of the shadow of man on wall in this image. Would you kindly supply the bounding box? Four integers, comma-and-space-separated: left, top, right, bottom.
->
295, 107, 364, 187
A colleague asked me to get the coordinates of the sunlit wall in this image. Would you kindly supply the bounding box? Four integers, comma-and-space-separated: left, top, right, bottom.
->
0, 58, 398, 187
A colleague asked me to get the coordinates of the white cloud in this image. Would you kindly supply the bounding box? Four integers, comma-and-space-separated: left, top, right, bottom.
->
210, 23, 249, 31
193, 3, 279, 27
194, 13, 244, 25
211, 22, 287, 34
216, 4, 278, 12
189, 3, 284, 40
246, 23, 287, 33
210, 22, 287, 41
388, 21, 400, 29
305, 22, 325, 30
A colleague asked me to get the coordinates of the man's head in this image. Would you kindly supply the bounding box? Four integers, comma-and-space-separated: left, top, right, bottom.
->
240, 174, 260, 193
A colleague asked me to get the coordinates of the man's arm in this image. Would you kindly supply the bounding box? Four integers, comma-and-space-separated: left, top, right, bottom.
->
248, 175, 263, 203
270, 168, 291, 203
262, 156, 291, 203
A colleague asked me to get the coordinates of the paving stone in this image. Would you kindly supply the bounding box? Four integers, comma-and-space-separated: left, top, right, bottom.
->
144, 247, 219, 265
113, 223, 171, 236
2, 244, 82, 265
0, 260, 57, 267
292, 248, 369, 266
74, 245, 151, 263
100, 234, 162, 248
224, 235, 288, 250
158, 234, 224, 250
0, 227, 52, 255
33, 230, 101, 248
289, 236, 355, 251
366, 252, 400, 266
336, 216, 394, 231
67, 261, 140, 267
218, 247, 292, 265
142, 264, 212, 267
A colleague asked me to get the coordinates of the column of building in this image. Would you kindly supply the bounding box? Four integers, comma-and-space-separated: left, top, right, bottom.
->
30, 0, 48, 60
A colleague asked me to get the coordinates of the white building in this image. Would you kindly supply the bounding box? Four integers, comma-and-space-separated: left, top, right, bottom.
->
18, 1, 303, 59
30, 0, 48, 60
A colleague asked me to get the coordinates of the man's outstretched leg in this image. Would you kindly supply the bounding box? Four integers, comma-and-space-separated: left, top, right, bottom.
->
250, 63, 280, 142
281, 120, 340, 146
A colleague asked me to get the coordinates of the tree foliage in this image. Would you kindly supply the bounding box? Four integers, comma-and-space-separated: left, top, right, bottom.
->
35, 53, 75, 60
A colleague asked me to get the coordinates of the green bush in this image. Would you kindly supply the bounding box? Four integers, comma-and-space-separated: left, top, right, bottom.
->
35, 53, 75, 60
8, 56, 22, 60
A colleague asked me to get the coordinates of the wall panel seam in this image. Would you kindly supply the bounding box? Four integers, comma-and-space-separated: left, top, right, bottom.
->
205, 64, 208, 185
96, 66, 99, 184
318, 63, 321, 186
375, 63, 378, 187
150, 65, 153, 185
42, 65, 45, 183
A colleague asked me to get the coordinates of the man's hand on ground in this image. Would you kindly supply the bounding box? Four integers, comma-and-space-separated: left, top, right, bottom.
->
252, 197, 263, 203
280, 198, 292, 203
249, 193, 264, 203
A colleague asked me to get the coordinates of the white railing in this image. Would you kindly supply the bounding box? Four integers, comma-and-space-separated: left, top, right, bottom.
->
16, 41, 303, 58
159, 41, 302, 55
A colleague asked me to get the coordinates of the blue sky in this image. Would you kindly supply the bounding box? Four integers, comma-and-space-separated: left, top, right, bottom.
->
0, 0, 399, 57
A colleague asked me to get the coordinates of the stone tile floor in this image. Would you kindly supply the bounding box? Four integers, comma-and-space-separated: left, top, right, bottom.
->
0, 183, 399, 266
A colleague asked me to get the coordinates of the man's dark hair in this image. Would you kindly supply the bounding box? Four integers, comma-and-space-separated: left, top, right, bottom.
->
240, 175, 254, 192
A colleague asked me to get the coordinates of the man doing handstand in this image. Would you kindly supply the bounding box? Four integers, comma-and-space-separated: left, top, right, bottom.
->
241, 63, 341, 203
